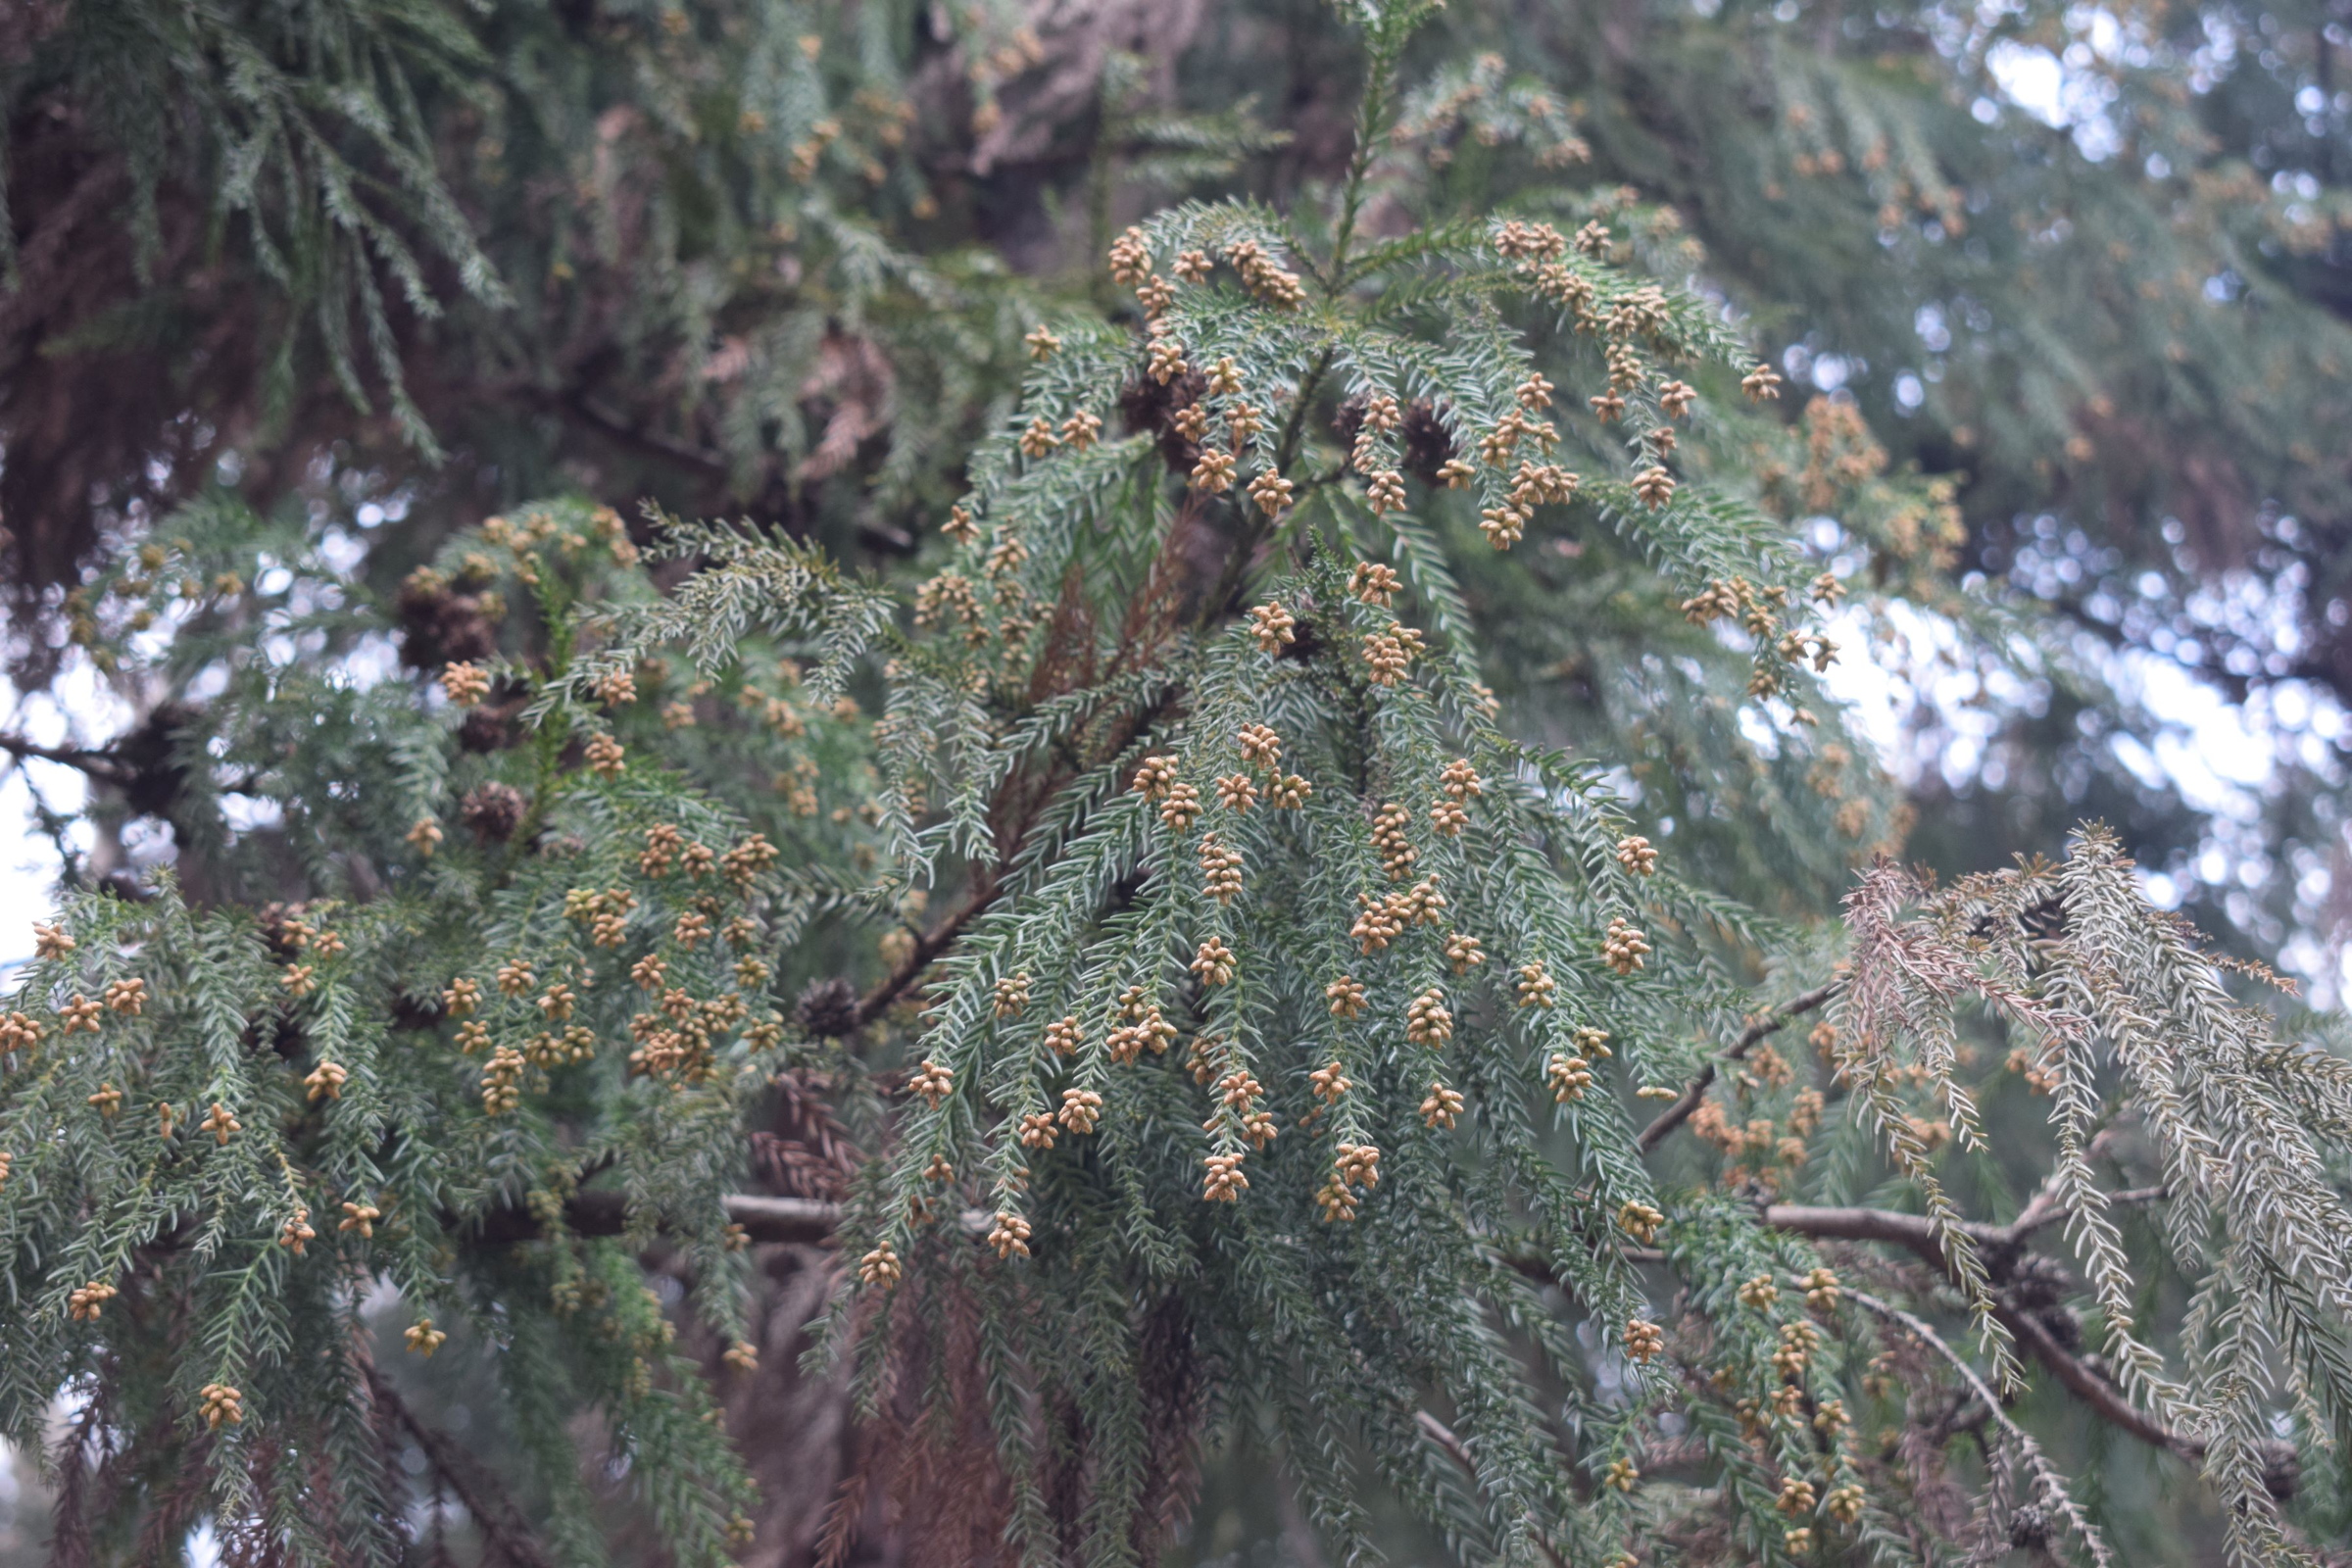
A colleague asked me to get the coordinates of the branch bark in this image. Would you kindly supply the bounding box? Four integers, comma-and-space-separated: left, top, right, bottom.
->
1998, 1299, 2202, 1460
1760, 1189, 2168, 1264
1763, 1194, 2196, 1460
469, 1192, 845, 1247
0, 731, 127, 781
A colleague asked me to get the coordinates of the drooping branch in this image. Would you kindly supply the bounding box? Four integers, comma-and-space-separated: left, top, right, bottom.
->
367, 1365, 557, 1568
1844, 1288, 2115, 1568
1412, 1411, 1571, 1568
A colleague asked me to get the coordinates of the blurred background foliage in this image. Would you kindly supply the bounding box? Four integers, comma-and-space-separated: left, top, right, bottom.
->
7, 0, 2352, 1561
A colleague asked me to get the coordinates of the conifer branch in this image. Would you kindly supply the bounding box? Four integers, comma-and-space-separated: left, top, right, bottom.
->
13, 7, 2350, 1555
522, 1179, 2200, 1478
0, 732, 127, 781
367, 1366, 558, 1568
852, 881, 998, 1031
1635, 983, 1838, 1152
1271, 348, 1338, 478
1998, 1300, 2204, 1461
470, 1192, 849, 1248
1759, 1190, 2168, 1260
1325, 4, 1422, 288
1765, 1194, 2198, 1460
1843, 1288, 2115, 1567
1413, 1411, 1571, 1568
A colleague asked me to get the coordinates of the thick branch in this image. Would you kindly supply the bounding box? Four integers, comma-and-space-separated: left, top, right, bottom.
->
1763, 1196, 2197, 1461
469, 1192, 844, 1247
2005, 1182, 2168, 1243
851, 882, 996, 1030
544, 391, 731, 477
1999, 1300, 2202, 1460
1636, 983, 1838, 1153
0, 732, 126, 781
1763, 1202, 1996, 1256
470, 1172, 2193, 1470
1761, 1189, 2169, 1268
467, 1192, 999, 1248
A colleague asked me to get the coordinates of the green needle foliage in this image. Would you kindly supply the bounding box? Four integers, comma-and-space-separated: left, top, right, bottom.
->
13, 0, 2352, 974
6, 4, 2352, 1567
